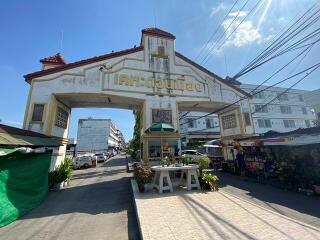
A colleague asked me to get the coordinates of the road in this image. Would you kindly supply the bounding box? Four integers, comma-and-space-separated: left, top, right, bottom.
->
216, 171, 320, 228
0, 154, 140, 240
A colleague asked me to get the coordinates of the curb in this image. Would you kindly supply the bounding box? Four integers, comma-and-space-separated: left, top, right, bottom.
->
131, 179, 144, 240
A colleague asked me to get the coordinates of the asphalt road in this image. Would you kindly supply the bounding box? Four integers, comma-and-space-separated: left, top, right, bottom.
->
0, 154, 140, 240
216, 171, 320, 228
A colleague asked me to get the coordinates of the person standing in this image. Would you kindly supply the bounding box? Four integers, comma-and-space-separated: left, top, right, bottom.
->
236, 149, 246, 179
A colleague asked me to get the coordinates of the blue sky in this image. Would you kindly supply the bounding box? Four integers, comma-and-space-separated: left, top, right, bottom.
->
0, 0, 319, 141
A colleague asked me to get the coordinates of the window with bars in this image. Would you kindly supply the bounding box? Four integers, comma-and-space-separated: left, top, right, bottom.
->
277, 93, 289, 101
257, 119, 271, 128
302, 107, 307, 115
206, 118, 215, 128
283, 119, 295, 128
244, 112, 251, 126
31, 104, 45, 122
187, 119, 197, 128
280, 105, 292, 114
158, 46, 165, 57
221, 113, 237, 130
255, 104, 268, 113
305, 120, 311, 128
252, 91, 265, 99
55, 107, 69, 129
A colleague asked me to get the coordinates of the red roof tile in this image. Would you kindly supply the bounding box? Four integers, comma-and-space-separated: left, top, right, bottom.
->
24, 46, 144, 83
142, 28, 176, 40
40, 53, 67, 65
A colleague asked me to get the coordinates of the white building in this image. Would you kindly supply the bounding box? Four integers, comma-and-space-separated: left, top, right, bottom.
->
76, 118, 123, 153
303, 89, 320, 126
241, 84, 316, 133
180, 84, 317, 144
180, 112, 220, 147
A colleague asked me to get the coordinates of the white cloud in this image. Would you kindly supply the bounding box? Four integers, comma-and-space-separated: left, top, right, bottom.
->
229, 10, 247, 17
210, 3, 226, 17
222, 19, 261, 48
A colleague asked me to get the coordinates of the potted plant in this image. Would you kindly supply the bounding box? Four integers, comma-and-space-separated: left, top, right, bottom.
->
197, 156, 210, 177
202, 173, 219, 191
133, 163, 153, 192
49, 158, 73, 191
180, 154, 188, 166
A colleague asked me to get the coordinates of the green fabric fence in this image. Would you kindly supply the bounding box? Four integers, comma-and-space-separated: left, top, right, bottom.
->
0, 152, 51, 227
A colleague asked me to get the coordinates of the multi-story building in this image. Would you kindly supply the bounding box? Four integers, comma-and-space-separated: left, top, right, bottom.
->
180, 84, 317, 144
240, 84, 316, 134
303, 89, 320, 126
179, 112, 220, 147
76, 118, 124, 153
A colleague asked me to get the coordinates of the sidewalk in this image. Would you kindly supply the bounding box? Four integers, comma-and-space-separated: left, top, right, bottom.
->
132, 186, 320, 240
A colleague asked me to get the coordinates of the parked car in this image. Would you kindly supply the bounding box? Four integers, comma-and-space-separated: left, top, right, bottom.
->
94, 153, 107, 163
181, 150, 206, 163
73, 155, 92, 169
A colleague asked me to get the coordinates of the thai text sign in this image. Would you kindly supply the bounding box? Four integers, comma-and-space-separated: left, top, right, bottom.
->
113, 74, 202, 92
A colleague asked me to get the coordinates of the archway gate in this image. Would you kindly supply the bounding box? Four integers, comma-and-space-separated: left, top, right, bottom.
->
23, 28, 254, 169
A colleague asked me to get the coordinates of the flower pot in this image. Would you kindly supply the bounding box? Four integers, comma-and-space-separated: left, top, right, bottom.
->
54, 182, 64, 191
144, 183, 153, 192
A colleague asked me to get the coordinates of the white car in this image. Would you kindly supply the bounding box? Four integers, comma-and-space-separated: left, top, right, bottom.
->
94, 153, 107, 162
181, 150, 205, 163
73, 155, 92, 169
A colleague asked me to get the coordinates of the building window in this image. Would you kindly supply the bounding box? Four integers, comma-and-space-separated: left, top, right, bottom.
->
244, 112, 251, 126
31, 104, 45, 122
305, 120, 311, 128
55, 107, 69, 129
222, 113, 237, 130
255, 104, 268, 113
283, 119, 295, 128
277, 93, 289, 101
187, 119, 197, 128
152, 109, 172, 124
148, 139, 161, 158
280, 106, 292, 114
257, 119, 271, 128
302, 107, 307, 115
252, 91, 265, 99
158, 46, 165, 57
206, 118, 215, 128
298, 94, 304, 102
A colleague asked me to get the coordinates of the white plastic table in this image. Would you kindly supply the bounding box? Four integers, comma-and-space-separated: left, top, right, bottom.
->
151, 165, 201, 194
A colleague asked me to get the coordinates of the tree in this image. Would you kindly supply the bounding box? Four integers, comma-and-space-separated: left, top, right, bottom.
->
128, 110, 141, 159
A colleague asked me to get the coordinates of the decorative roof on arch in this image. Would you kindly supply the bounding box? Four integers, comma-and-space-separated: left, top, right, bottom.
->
23, 28, 250, 97
141, 27, 176, 40
40, 53, 66, 65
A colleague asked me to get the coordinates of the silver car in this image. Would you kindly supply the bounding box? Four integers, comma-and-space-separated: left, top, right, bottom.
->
181, 150, 205, 163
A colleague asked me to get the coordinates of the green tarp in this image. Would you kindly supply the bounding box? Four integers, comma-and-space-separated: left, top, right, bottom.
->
0, 151, 51, 227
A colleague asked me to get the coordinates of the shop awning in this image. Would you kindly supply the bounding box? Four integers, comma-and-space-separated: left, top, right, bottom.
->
0, 133, 61, 147
145, 123, 175, 133
0, 124, 61, 148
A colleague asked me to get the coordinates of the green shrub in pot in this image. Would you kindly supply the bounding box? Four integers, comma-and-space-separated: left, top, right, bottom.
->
202, 173, 219, 191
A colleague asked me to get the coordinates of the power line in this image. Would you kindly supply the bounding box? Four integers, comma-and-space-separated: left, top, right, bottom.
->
181, 41, 318, 122
199, 0, 250, 64
233, 4, 320, 79
180, 62, 320, 126
201, 0, 263, 65
194, 0, 240, 62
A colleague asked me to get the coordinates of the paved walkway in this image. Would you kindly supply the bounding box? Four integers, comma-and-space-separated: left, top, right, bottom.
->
134, 188, 320, 240
0, 154, 140, 240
